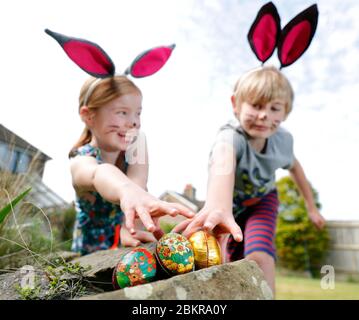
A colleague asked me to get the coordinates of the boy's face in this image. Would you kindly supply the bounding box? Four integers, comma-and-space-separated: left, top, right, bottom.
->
231, 96, 287, 140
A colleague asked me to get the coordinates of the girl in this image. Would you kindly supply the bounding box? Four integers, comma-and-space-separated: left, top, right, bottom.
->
45, 29, 194, 255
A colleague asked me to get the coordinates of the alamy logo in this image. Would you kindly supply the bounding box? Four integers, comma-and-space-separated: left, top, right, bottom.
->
320, 265, 335, 290
209, 139, 236, 176
20, 265, 35, 290
125, 129, 147, 165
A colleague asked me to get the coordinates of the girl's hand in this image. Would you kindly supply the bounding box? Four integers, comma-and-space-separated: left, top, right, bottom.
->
308, 208, 326, 229
119, 183, 194, 234
172, 204, 243, 242
120, 225, 157, 247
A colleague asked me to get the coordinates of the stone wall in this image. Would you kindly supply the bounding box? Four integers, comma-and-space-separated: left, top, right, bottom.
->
0, 245, 273, 300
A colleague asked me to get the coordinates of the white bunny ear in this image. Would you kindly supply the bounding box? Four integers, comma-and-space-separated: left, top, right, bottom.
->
247, 2, 281, 64
45, 29, 115, 78
125, 44, 176, 78
277, 4, 319, 68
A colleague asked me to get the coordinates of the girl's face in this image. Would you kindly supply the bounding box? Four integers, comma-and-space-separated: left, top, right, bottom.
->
232, 97, 287, 140
86, 93, 142, 152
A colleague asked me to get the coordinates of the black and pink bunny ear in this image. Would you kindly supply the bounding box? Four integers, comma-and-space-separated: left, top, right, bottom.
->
45, 29, 115, 78
124, 44, 176, 78
247, 2, 281, 64
277, 4, 318, 68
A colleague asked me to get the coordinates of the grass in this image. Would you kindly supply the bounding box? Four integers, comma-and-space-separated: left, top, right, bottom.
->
0, 143, 75, 271
276, 274, 359, 300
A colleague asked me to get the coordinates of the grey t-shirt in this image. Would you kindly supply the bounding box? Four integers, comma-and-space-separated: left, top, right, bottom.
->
211, 119, 295, 215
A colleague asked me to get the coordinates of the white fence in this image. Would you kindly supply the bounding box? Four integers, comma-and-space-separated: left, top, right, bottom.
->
325, 221, 359, 274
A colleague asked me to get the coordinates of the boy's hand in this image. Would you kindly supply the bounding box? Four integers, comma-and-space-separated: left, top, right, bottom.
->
308, 208, 326, 229
172, 205, 243, 242
119, 184, 195, 234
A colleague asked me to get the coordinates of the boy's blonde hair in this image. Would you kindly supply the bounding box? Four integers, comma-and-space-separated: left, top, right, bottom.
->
69, 75, 141, 157
233, 66, 294, 115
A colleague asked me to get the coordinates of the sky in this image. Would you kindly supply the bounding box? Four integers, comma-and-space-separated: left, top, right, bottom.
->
1, 0, 358, 221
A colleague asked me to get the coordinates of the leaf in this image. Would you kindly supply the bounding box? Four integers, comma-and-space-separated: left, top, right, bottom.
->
0, 187, 32, 224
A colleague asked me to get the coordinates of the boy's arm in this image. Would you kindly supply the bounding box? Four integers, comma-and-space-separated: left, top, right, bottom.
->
288, 157, 325, 229
206, 142, 237, 211
174, 141, 242, 242
288, 158, 316, 211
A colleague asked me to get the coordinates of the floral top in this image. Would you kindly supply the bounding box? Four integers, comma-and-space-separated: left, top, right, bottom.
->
70, 144, 127, 255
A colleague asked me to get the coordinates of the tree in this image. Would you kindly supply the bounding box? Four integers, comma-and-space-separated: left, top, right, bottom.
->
275, 176, 329, 277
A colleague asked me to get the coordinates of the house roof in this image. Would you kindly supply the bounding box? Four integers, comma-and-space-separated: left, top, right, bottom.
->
181, 194, 205, 210
0, 124, 51, 161
0, 124, 68, 211
24, 174, 69, 210
159, 190, 200, 212
1, 172, 69, 212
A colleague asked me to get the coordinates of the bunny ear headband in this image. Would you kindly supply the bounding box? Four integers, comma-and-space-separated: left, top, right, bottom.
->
247, 2, 318, 69
45, 29, 175, 104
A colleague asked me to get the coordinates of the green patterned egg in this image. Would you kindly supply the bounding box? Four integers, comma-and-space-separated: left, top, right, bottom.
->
112, 247, 157, 289
155, 233, 195, 276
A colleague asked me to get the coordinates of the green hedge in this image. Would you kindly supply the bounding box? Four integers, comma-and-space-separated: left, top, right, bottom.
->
275, 176, 329, 277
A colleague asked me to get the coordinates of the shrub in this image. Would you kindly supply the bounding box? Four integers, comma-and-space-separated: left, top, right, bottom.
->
0, 186, 53, 270
159, 220, 178, 234
0, 146, 76, 272
0, 212, 55, 270
275, 176, 330, 277
48, 206, 76, 252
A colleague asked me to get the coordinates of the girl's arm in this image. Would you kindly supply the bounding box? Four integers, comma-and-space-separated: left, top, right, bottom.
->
70, 156, 194, 233
288, 157, 326, 229
173, 141, 242, 242
70, 156, 137, 202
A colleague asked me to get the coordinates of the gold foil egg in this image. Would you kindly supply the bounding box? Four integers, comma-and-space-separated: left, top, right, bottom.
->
188, 231, 222, 269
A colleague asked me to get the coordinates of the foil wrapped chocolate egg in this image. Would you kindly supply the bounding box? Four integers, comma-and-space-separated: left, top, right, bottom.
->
155, 233, 195, 276
112, 247, 156, 289
188, 231, 222, 269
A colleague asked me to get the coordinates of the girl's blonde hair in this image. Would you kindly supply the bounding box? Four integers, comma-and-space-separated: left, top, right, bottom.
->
233, 66, 294, 115
69, 75, 141, 157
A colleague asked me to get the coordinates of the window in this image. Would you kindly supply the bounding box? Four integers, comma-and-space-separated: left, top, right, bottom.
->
17, 153, 31, 173
0, 142, 31, 173
0, 142, 10, 170
9, 150, 19, 173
